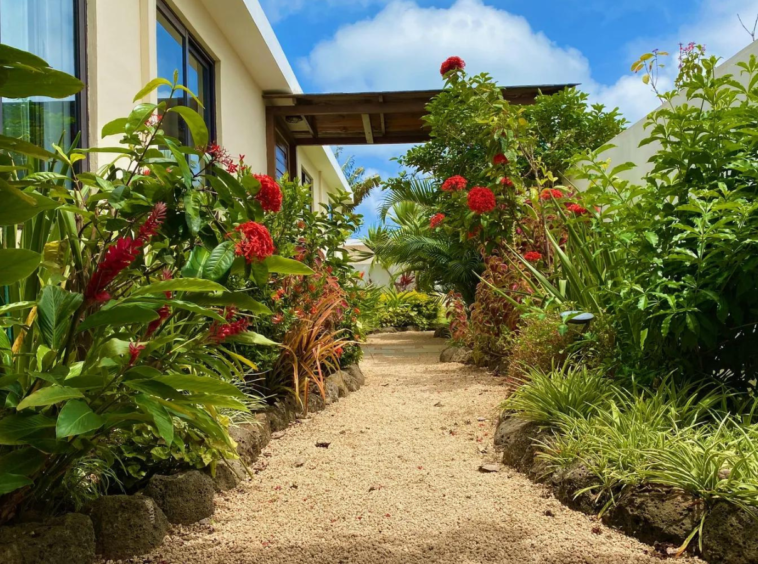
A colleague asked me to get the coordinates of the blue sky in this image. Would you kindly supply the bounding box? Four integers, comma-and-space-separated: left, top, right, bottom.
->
259, 0, 758, 235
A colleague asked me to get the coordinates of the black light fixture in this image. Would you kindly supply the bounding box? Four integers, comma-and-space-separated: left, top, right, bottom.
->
560, 310, 594, 334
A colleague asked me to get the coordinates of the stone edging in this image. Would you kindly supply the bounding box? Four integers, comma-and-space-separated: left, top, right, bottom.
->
0, 364, 367, 564
494, 415, 758, 564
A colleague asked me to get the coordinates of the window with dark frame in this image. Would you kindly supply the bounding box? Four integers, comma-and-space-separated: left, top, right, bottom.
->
301, 168, 314, 210
0, 0, 87, 158
274, 133, 289, 180
157, 1, 215, 149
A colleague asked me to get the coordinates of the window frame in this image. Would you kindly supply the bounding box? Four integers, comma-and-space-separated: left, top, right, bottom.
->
274, 131, 290, 180
0, 0, 89, 153
157, 0, 216, 146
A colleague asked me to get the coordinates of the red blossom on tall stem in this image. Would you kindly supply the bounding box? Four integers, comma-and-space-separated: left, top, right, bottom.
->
441, 175, 467, 192
493, 153, 509, 166
430, 213, 445, 229
253, 174, 283, 213
231, 221, 275, 263
540, 188, 563, 201
567, 203, 589, 215
467, 187, 496, 214
440, 56, 465, 76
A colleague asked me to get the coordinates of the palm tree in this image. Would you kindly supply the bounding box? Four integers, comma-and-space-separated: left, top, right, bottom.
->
335, 148, 381, 210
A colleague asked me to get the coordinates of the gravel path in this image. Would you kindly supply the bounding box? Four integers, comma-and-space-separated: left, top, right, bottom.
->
141, 332, 701, 564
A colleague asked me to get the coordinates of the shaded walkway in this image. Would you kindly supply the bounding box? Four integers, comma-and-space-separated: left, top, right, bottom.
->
141, 332, 700, 564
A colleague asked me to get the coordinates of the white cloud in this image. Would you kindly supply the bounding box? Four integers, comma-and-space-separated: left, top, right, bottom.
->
299, 0, 758, 126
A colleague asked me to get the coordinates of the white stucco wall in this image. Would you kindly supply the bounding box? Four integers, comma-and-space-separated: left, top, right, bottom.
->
575, 40, 758, 188
84, 0, 348, 199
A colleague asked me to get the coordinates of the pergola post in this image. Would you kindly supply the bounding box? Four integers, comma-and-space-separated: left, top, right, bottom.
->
265, 108, 276, 178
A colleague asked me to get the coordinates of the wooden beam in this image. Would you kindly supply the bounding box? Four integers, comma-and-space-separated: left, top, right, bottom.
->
294, 134, 430, 146
361, 114, 374, 144
265, 108, 276, 178
378, 95, 386, 137
269, 101, 428, 117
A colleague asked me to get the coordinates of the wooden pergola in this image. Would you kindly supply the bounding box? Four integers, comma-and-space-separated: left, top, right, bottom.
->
263, 84, 574, 179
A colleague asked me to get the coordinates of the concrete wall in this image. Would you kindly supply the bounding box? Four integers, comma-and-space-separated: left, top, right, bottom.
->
84, 0, 348, 200
575, 40, 758, 188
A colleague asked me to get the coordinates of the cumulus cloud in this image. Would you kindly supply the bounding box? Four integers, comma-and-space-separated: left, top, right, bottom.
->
260, 0, 391, 23
299, 0, 758, 128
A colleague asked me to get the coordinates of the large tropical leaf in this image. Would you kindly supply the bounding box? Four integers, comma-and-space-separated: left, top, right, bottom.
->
37, 286, 83, 351
55, 400, 104, 438
17, 385, 84, 411
0, 249, 41, 285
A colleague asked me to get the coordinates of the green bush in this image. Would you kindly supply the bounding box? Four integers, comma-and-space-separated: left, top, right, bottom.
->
378, 290, 441, 330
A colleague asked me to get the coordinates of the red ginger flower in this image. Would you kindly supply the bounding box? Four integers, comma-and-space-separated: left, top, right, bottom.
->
524, 251, 543, 262
567, 203, 589, 215
85, 203, 167, 302
440, 56, 465, 76
501, 177, 514, 188
441, 175, 467, 192
540, 188, 563, 201
232, 221, 275, 263
493, 153, 509, 166
430, 213, 445, 229
145, 270, 173, 338
467, 187, 496, 213
253, 174, 283, 213
129, 342, 145, 366
209, 307, 249, 343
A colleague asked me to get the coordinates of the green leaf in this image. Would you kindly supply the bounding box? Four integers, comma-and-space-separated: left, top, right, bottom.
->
644, 232, 659, 247
0, 60, 84, 99
202, 242, 236, 281
0, 474, 32, 495
17, 385, 84, 411
0, 191, 58, 226
37, 286, 83, 351
125, 103, 157, 135
169, 106, 209, 148
56, 400, 104, 438
133, 77, 173, 102
135, 394, 174, 445
0, 134, 55, 160
250, 261, 268, 286
0, 249, 41, 285
154, 374, 246, 399
131, 278, 226, 297
0, 414, 56, 445
101, 117, 128, 138
77, 305, 159, 333
227, 331, 279, 347
181, 246, 209, 278
0, 448, 46, 476
187, 292, 272, 315
0, 301, 36, 316
0, 177, 35, 204
263, 255, 315, 276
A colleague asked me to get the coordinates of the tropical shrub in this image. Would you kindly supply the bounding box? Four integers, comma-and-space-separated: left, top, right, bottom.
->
377, 290, 441, 330
0, 47, 317, 521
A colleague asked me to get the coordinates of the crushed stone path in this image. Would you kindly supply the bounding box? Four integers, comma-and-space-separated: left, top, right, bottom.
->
138, 332, 701, 564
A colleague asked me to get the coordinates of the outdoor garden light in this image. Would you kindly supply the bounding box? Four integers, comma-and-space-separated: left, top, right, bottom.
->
561, 311, 594, 334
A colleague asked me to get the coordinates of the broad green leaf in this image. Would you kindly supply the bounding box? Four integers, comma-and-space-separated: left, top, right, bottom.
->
154, 374, 246, 399
101, 117, 128, 137
187, 291, 272, 315
263, 255, 314, 276
169, 106, 209, 148
0, 447, 46, 476
125, 102, 157, 135
77, 305, 159, 333
0, 134, 55, 160
17, 385, 84, 411
0, 64, 84, 99
0, 177, 35, 204
181, 394, 248, 410
181, 246, 209, 278
124, 379, 185, 401
131, 278, 226, 296
227, 331, 279, 347
0, 249, 41, 285
133, 77, 173, 102
0, 474, 32, 495
135, 394, 174, 445
158, 299, 226, 322
56, 400, 104, 438
0, 191, 58, 226
0, 414, 55, 445
37, 286, 83, 350
202, 242, 236, 281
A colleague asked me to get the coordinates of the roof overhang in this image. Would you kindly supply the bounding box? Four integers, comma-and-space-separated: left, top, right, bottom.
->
264, 85, 576, 146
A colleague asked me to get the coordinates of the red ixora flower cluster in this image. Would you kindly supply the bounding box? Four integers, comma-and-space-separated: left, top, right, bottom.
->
253, 174, 283, 213
500, 177, 514, 188
524, 251, 543, 262
467, 187, 496, 214
232, 221, 275, 264
567, 203, 589, 215
493, 153, 509, 166
430, 213, 445, 229
208, 307, 249, 343
85, 203, 167, 302
540, 188, 563, 201
440, 56, 465, 76
441, 175, 467, 192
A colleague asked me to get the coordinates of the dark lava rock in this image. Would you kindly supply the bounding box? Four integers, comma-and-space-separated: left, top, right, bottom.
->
324, 379, 340, 404
207, 459, 247, 492
305, 389, 326, 413
87, 495, 168, 560
344, 364, 366, 386
497, 416, 546, 475
440, 346, 473, 364
143, 471, 215, 525
325, 372, 349, 398
702, 501, 758, 564
0, 512, 95, 564
267, 396, 298, 432
603, 488, 704, 547
551, 463, 601, 515
339, 369, 361, 392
